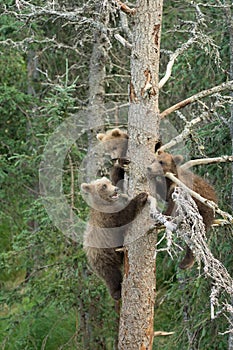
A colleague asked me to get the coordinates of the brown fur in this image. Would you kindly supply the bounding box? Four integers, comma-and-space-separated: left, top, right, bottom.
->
147, 151, 217, 269
97, 128, 129, 189
81, 177, 148, 300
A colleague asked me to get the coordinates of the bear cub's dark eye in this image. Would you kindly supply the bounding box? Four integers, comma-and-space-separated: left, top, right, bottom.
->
102, 184, 107, 190
159, 161, 164, 165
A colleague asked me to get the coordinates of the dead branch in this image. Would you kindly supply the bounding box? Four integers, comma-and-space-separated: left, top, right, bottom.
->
196, 2, 231, 9
159, 110, 210, 152
0, 37, 83, 56
149, 195, 177, 232
212, 219, 232, 226
114, 34, 132, 49
149, 196, 182, 259
119, 11, 133, 41
2, 5, 90, 22
154, 331, 175, 336
160, 80, 233, 119
165, 172, 233, 223
154, 186, 233, 325
115, 0, 136, 15
173, 187, 233, 311
181, 156, 233, 170
159, 95, 232, 152
159, 36, 196, 89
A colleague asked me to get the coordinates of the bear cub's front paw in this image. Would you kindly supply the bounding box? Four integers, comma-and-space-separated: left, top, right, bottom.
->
136, 192, 148, 204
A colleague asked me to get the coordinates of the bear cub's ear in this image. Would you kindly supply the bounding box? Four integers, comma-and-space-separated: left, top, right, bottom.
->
173, 155, 184, 165
81, 183, 92, 193
96, 133, 105, 141
111, 128, 122, 137
111, 128, 129, 139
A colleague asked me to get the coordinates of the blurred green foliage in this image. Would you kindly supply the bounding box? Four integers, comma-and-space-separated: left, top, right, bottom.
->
0, 0, 232, 349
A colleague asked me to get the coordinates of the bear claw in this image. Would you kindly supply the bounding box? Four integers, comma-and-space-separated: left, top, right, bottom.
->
136, 192, 148, 204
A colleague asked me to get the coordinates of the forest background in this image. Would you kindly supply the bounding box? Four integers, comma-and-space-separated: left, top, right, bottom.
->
0, 0, 232, 349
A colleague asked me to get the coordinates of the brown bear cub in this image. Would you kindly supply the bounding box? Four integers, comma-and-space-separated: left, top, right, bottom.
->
97, 128, 129, 190
81, 176, 148, 300
147, 150, 217, 269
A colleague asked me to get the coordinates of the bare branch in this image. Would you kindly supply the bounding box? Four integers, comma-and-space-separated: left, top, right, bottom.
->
165, 172, 233, 223
181, 155, 233, 170
173, 187, 233, 311
159, 106, 215, 152
119, 11, 133, 41
0, 37, 84, 55
212, 219, 232, 226
159, 36, 196, 89
149, 196, 177, 231
196, 2, 231, 9
114, 0, 136, 15
114, 34, 132, 49
1, 5, 91, 22
160, 80, 233, 119
154, 331, 175, 336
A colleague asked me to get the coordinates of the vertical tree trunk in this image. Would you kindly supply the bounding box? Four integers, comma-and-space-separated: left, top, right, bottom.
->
88, 2, 109, 141
224, 3, 233, 349
229, 14, 233, 350
82, 3, 119, 349
85, 2, 110, 183
118, 1, 163, 349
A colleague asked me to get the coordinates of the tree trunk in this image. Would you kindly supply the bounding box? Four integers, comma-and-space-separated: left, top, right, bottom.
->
118, 1, 163, 349
79, 3, 111, 348
85, 2, 110, 183
228, 14, 233, 350
224, 2, 233, 349
88, 2, 109, 140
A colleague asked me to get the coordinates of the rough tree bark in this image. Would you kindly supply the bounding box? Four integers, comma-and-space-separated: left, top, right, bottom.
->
85, 2, 110, 184
118, 1, 163, 349
80, 4, 112, 349
223, 2, 233, 349
87, 2, 109, 145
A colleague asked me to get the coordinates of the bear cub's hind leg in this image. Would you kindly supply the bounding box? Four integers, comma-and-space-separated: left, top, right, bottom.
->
96, 258, 122, 300
90, 248, 123, 300
179, 246, 195, 270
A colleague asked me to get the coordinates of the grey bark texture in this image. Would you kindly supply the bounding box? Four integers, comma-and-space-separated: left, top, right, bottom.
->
118, 1, 163, 349
88, 2, 110, 134
86, 3, 110, 182
224, 3, 233, 349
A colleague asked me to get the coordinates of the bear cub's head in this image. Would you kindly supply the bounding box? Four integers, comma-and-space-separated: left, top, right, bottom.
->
81, 177, 127, 212
81, 177, 119, 203
147, 150, 183, 178
97, 128, 128, 159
